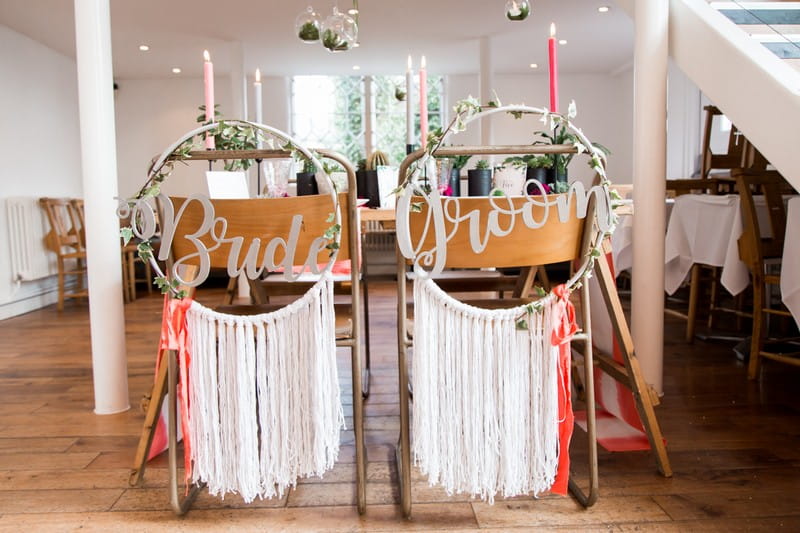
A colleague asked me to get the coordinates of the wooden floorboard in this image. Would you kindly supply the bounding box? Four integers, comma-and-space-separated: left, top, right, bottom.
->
0, 280, 799, 530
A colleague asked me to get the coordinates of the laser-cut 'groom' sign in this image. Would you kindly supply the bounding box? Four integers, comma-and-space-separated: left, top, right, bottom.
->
396, 183, 615, 276
394, 103, 615, 278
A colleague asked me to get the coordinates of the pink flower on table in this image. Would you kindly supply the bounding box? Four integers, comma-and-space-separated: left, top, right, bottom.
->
439, 185, 453, 196
529, 182, 551, 195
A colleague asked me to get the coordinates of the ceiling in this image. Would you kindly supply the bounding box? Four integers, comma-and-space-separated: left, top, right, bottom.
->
0, 0, 633, 78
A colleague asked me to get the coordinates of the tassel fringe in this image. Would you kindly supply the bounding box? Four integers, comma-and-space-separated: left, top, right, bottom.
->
186, 277, 344, 502
412, 276, 561, 503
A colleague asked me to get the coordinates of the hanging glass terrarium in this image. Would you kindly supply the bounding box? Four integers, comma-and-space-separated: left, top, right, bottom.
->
295, 6, 321, 43
505, 0, 531, 21
320, 7, 358, 52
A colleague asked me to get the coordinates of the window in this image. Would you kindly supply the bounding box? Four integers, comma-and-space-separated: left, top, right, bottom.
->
291, 75, 444, 168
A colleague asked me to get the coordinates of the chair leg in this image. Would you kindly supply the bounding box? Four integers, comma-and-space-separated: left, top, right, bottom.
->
396, 257, 413, 518
166, 349, 203, 515
361, 271, 371, 400
747, 281, 764, 380
129, 351, 169, 487
569, 283, 599, 507
707, 267, 719, 330
144, 259, 153, 294
127, 251, 137, 302
686, 264, 700, 343
57, 258, 65, 311
349, 344, 367, 515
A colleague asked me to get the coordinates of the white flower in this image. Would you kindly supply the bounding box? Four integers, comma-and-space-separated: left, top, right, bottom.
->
539, 110, 549, 124
568, 100, 577, 119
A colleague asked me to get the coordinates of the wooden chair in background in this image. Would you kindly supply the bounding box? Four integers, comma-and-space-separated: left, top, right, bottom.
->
733, 169, 799, 379
701, 105, 746, 180
39, 197, 87, 311
71, 199, 154, 303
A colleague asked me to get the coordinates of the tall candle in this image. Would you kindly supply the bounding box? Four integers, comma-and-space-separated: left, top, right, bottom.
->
203, 50, 215, 149
254, 68, 263, 149
548, 23, 559, 113
419, 55, 428, 150
406, 55, 414, 152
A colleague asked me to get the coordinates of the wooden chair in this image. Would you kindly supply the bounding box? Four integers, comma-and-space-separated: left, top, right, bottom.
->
734, 169, 800, 379
394, 146, 670, 518
130, 149, 367, 515
71, 198, 153, 303
39, 197, 87, 310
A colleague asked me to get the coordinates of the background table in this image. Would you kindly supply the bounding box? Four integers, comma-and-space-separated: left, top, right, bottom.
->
781, 197, 800, 327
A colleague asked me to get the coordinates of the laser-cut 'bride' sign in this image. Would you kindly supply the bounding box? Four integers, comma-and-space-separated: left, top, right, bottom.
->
394, 103, 616, 280
120, 194, 334, 287
118, 120, 344, 295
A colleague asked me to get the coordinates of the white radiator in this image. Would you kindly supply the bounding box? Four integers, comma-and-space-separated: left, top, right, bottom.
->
6, 197, 55, 281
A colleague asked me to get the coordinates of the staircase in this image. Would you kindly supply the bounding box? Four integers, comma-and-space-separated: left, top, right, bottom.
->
712, 2, 800, 66
615, 0, 800, 190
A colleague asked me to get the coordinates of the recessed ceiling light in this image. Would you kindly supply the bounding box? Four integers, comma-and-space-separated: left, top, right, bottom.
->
138, 44, 150, 52
598, 6, 610, 13
171, 67, 181, 74
559, 39, 567, 45
530, 63, 538, 69
352, 65, 361, 71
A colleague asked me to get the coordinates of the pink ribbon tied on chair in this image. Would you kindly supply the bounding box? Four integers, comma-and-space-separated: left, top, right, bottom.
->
157, 294, 194, 487
551, 283, 578, 346
549, 283, 576, 496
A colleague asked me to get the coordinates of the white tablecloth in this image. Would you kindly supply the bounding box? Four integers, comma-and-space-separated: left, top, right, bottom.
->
782, 197, 800, 328
664, 195, 751, 295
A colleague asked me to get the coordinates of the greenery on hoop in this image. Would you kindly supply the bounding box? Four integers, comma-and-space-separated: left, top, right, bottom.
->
119, 120, 343, 298
393, 95, 618, 329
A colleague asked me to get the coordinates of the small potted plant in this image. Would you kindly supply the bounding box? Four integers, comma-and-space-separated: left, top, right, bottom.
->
468, 159, 492, 196
503, 154, 553, 195
448, 154, 470, 196
296, 156, 319, 196
360, 150, 389, 207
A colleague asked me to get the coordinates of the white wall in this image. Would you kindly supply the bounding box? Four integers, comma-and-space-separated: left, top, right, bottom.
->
0, 24, 83, 318
114, 77, 233, 198
445, 71, 636, 186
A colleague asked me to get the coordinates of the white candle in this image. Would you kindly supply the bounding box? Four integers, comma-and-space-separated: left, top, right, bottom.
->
254, 68, 263, 148
419, 55, 428, 150
406, 55, 413, 148
203, 50, 215, 149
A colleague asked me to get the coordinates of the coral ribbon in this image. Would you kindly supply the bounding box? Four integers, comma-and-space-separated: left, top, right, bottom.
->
549, 283, 576, 496
157, 294, 194, 486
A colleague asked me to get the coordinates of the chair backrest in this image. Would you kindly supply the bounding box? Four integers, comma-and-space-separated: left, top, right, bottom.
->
39, 197, 84, 253
406, 195, 590, 270
733, 169, 787, 271
701, 105, 746, 178
164, 192, 354, 276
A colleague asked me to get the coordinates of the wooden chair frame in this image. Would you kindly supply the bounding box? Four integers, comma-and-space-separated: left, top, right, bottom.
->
733, 169, 799, 379
129, 148, 367, 515
39, 197, 87, 311
394, 146, 671, 518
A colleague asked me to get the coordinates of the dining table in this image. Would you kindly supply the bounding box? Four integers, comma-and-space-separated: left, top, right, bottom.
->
781, 197, 800, 328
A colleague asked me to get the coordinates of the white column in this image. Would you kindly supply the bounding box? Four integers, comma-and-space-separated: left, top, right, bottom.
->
632, 0, 668, 394
74, 0, 129, 414
479, 36, 493, 147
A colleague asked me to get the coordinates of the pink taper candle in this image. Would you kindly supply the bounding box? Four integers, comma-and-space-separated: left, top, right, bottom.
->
419, 55, 428, 149
548, 23, 559, 113
203, 50, 215, 149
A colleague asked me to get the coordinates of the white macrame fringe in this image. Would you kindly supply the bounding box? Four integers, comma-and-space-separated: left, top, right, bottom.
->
412, 276, 561, 503
186, 276, 344, 503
